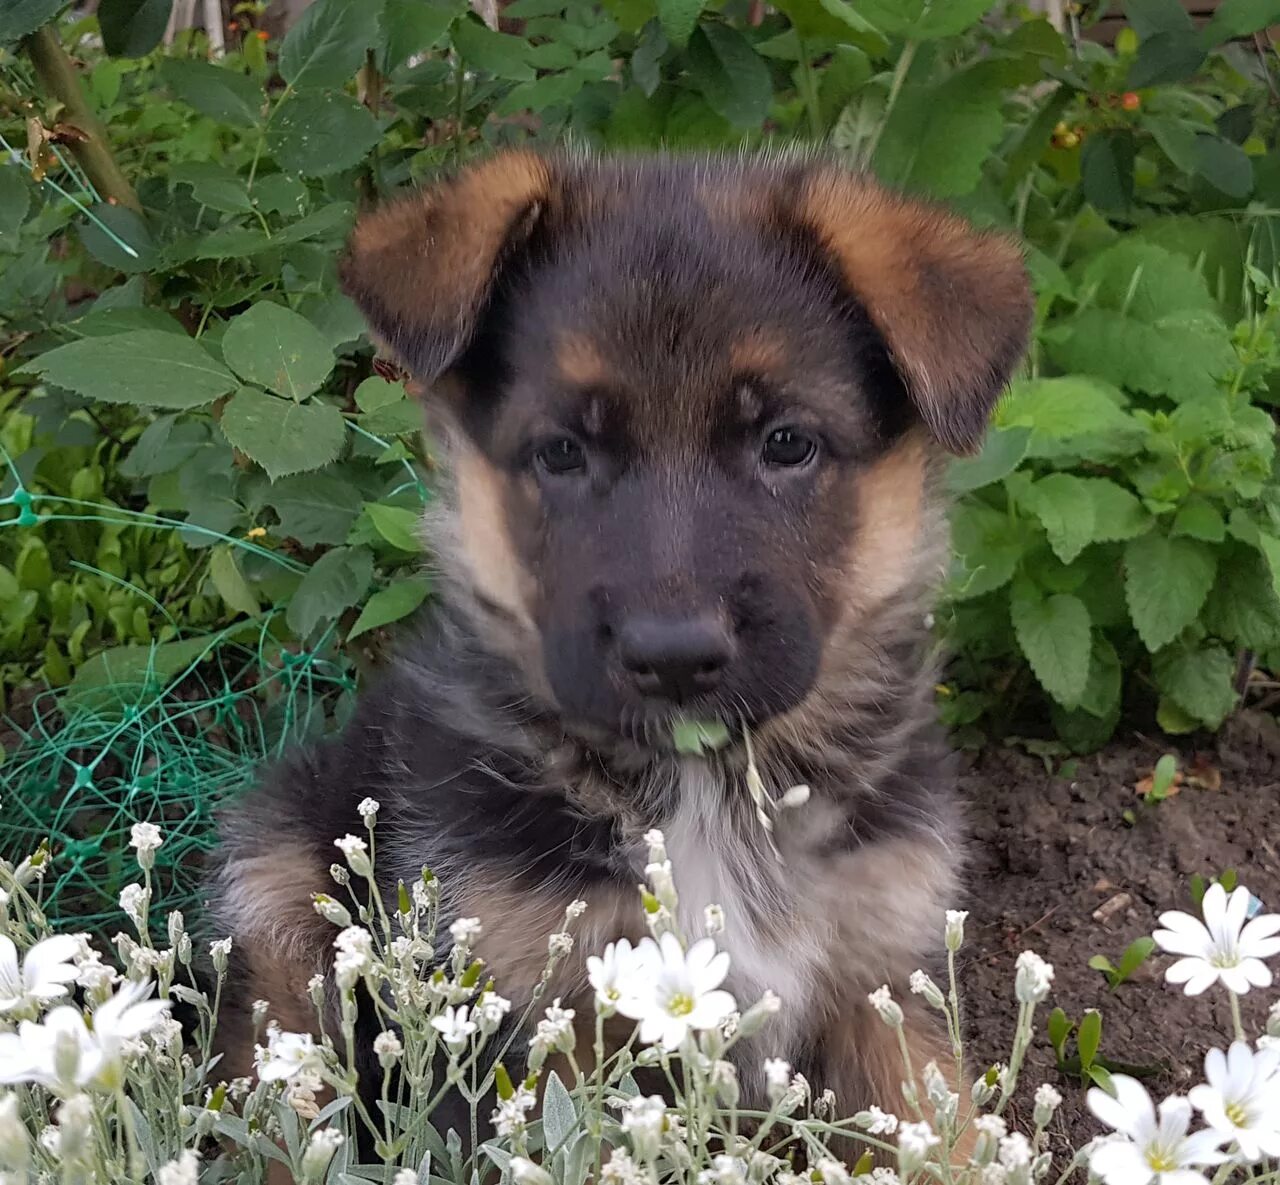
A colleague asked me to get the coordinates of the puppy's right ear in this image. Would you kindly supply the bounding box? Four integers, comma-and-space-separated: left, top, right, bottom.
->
340, 151, 554, 379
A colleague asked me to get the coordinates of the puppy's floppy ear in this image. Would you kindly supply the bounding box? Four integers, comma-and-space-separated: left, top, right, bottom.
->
340, 150, 554, 380
795, 167, 1032, 455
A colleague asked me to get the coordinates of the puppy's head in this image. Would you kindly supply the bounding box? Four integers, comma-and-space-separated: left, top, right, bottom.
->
342, 152, 1030, 744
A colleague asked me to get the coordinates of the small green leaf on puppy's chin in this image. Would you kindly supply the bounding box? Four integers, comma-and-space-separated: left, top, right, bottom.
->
672, 717, 731, 755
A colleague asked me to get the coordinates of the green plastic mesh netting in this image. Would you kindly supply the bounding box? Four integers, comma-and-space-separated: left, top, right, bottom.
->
1, 439, 422, 936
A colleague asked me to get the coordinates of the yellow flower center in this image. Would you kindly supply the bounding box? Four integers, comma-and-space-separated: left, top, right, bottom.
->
1225, 1101, 1249, 1127
667, 993, 695, 1017
1146, 1150, 1177, 1173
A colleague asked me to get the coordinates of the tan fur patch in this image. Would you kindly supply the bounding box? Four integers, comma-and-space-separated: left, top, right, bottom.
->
453, 442, 538, 631
556, 332, 609, 387
729, 329, 787, 377
798, 170, 1030, 455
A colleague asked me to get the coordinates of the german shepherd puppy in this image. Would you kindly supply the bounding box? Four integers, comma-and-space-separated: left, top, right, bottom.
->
209, 151, 1030, 1128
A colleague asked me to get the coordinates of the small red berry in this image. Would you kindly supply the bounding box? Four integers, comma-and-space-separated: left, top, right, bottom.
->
1121, 91, 1141, 111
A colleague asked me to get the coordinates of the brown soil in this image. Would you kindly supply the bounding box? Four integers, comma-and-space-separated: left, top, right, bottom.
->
958, 709, 1280, 1157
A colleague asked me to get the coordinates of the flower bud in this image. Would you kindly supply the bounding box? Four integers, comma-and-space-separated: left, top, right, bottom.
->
737, 991, 781, 1037
1033, 1083, 1062, 1128
209, 938, 232, 975
301, 1129, 344, 1182
944, 910, 967, 951
0, 1095, 30, 1171
1014, 951, 1054, 1004
971, 1115, 1006, 1166
909, 969, 947, 1011
868, 985, 903, 1027
313, 894, 353, 929
511, 1157, 554, 1185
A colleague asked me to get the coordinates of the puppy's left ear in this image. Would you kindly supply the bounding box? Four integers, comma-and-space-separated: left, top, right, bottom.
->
796, 168, 1032, 455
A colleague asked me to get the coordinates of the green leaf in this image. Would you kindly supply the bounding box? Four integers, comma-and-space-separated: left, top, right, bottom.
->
381, 0, 458, 71
0, 0, 67, 43
1024, 474, 1097, 565
1047, 1007, 1072, 1062
1194, 139, 1253, 207
1124, 533, 1217, 651
348, 577, 431, 640
69, 634, 237, 697
1172, 500, 1226, 543
220, 387, 346, 481
0, 166, 31, 237
1203, 0, 1280, 41
1126, 29, 1205, 88
656, 0, 702, 46
1077, 1009, 1102, 1071
852, 0, 994, 38
158, 59, 263, 126
1012, 585, 1092, 708
169, 162, 253, 215
98, 0, 171, 57
1081, 131, 1136, 213
118, 415, 208, 478
874, 61, 1007, 198
631, 20, 667, 95
1117, 936, 1156, 981
1153, 643, 1237, 729
997, 377, 1137, 440
672, 717, 731, 754
264, 473, 364, 546
686, 24, 772, 129
1203, 545, 1280, 649
542, 1071, 576, 1151
1088, 955, 1117, 978
947, 427, 1030, 494
1078, 636, 1123, 720
222, 302, 334, 400
22, 331, 236, 409
948, 501, 1027, 599
1259, 532, 1280, 600
286, 546, 374, 639
451, 18, 536, 79
1087, 480, 1152, 543
279, 0, 383, 88
1087, 1065, 1115, 1094
366, 503, 424, 553
267, 93, 381, 177
209, 546, 260, 618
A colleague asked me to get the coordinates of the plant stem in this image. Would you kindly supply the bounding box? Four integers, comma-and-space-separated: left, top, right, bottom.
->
795, 34, 822, 141
24, 25, 141, 213
865, 40, 918, 165
1229, 990, 1245, 1042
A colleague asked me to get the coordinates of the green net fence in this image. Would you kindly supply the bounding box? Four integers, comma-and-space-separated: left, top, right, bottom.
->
1, 437, 423, 936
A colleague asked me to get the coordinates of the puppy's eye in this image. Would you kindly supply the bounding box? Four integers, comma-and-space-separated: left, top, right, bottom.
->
535, 437, 587, 475
761, 427, 817, 468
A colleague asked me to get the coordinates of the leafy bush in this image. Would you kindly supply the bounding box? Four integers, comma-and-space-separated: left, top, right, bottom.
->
2, 0, 1280, 746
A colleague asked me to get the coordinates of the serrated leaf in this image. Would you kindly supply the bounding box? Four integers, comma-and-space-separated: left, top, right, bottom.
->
265, 473, 364, 546
381, 0, 459, 71
0, 0, 67, 44
1086, 480, 1152, 543
947, 427, 1030, 494
1124, 533, 1217, 651
159, 59, 263, 126
541, 1071, 576, 1151
0, 162, 31, 237
451, 17, 536, 79
222, 302, 333, 400
348, 577, 430, 640
279, 0, 383, 88
169, 162, 253, 214
1153, 643, 1238, 729
997, 377, 1137, 440
1024, 473, 1097, 564
1078, 636, 1122, 720
365, 503, 424, 553
22, 331, 236, 409
656, 0, 702, 46
267, 93, 381, 177
221, 387, 346, 480
948, 501, 1027, 599
1011, 585, 1091, 708
99, 0, 170, 57
286, 546, 374, 638
209, 546, 260, 618
686, 24, 772, 129
1203, 545, 1280, 649
1172, 500, 1226, 543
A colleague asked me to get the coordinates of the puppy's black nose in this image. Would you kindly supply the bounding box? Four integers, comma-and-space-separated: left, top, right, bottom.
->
618, 613, 734, 702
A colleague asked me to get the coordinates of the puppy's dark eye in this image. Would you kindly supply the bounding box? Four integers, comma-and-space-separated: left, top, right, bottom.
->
761, 427, 817, 468
535, 438, 587, 475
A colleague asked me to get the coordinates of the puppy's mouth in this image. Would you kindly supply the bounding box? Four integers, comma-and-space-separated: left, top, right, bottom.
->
615, 700, 744, 753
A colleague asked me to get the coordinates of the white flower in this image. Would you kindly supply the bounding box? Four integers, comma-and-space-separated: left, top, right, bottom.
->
491, 1085, 536, 1138
945, 910, 968, 951
208, 937, 232, 974
533, 998, 576, 1054
257, 1029, 323, 1082
301, 1128, 344, 1179
285, 1069, 324, 1119
898, 1121, 940, 1175
814, 1159, 851, 1185
157, 1149, 200, 1185
334, 834, 371, 876
763, 1057, 791, 1098
449, 917, 482, 946
548, 931, 574, 958
1033, 1083, 1062, 1127
373, 1030, 403, 1066
0, 1093, 30, 1170
909, 969, 946, 1010
0, 934, 80, 1016
1014, 951, 1053, 1003
617, 933, 735, 1048
476, 991, 511, 1032
392, 1172, 418, 1185
1188, 1041, 1280, 1162
1154, 883, 1280, 996
357, 797, 380, 822
119, 883, 149, 929
431, 1005, 477, 1051
855, 1104, 898, 1135
619, 1094, 667, 1160
1087, 1076, 1226, 1185
602, 1147, 650, 1185
511, 1157, 554, 1185
129, 822, 163, 853
868, 984, 904, 1026
587, 939, 644, 1012
333, 927, 374, 987
698, 1156, 746, 1185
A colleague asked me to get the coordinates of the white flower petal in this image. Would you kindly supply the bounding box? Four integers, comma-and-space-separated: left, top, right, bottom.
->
1088, 1140, 1152, 1185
